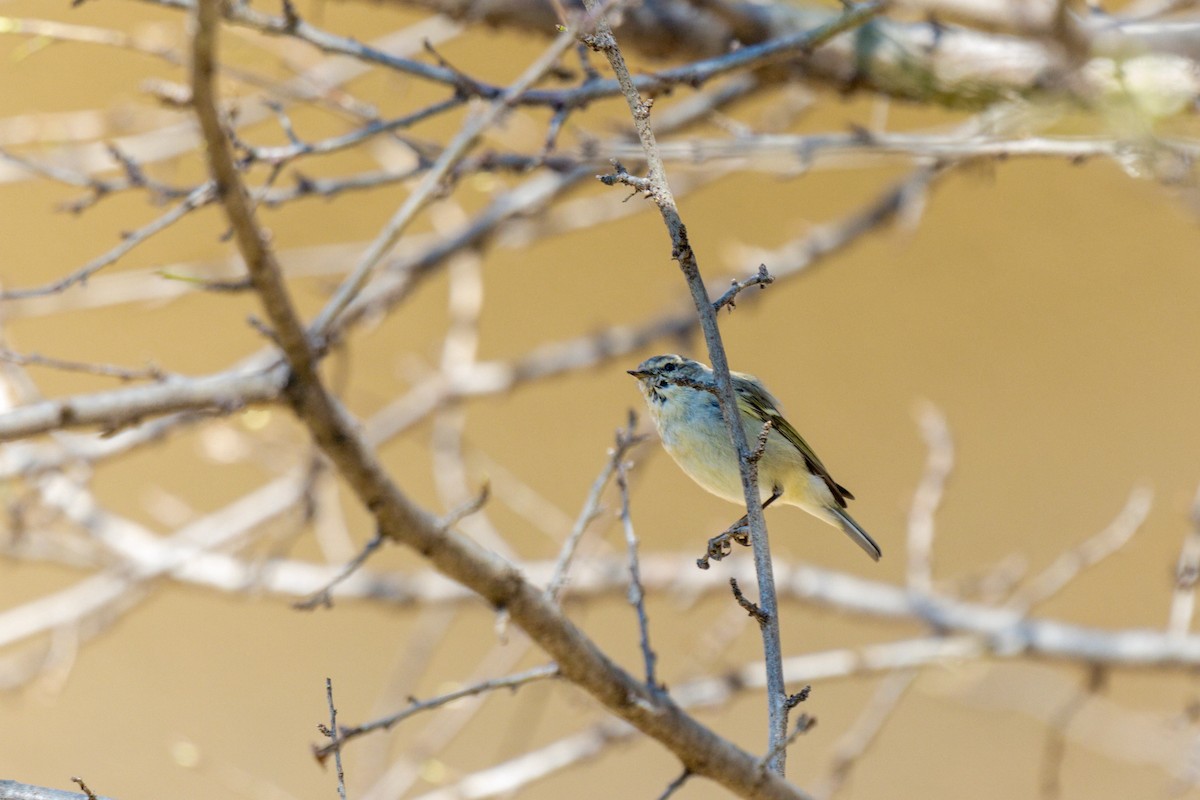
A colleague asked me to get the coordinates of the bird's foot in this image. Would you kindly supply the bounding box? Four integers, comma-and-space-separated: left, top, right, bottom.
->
696, 515, 752, 569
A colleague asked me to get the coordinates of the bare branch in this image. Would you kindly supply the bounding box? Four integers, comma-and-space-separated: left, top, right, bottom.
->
0, 367, 284, 443
656, 770, 693, 800
0, 347, 169, 382
907, 402, 953, 592
544, 416, 643, 602
10, 0, 1200, 796
1038, 666, 1105, 800
1006, 487, 1153, 613
814, 672, 916, 799
759, 714, 817, 773
314, 663, 560, 759
411, 722, 633, 800
198, 552, 1200, 670
308, 26, 582, 338
0, 781, 116, 800
712, 265, 774, 313
731, 577, 769, 624
293, 533, 385, 611
190, 3, 813, 796
67, 780, 96, 800
0, 467, 312, 652
0, 184, 214, 300
615, 418, 660, 691
1168, 483, 1200, 637
606, 133, 1200, 173
578, 0, 880, 774
322, 678, 348, 800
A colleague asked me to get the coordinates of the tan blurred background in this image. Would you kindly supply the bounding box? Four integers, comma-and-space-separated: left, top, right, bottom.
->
2, 0, 1200, 798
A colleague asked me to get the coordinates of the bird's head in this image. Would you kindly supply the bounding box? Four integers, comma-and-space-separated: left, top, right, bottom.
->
627, 354, 710, 408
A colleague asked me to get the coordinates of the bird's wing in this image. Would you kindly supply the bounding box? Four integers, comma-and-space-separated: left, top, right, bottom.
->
731, 372, 853, 507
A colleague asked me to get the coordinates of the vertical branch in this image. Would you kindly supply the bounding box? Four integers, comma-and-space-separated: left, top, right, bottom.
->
1038, 666, 1105, 800
1169, 484, 1200, 638
581, 16, 868, 779
191, 0, 317, 383
545, 414, 645, 602
615, 416, 659, 691
907, 402, 952, 592
580, 14, 790, 773
324, 678, 348, 800
432, 255, 516, 559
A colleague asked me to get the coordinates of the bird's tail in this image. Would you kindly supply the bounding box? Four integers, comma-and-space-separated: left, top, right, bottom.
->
827, 507, 882, 561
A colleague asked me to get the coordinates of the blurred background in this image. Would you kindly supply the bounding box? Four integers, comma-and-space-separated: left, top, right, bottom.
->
2, 0, 1200, 798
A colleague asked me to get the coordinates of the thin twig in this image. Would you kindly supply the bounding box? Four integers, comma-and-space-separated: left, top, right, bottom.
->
146, 0, 889, 109
409, 721, 632, 800
545, 413, 645, 601
0, 184, 214, 300
1038, 666, 1105, 800
1006, 487, 1152, 613
730, 577, 768, 624
655, 769, 693, 800
907, 402, 952, 592
322, 678, 348, 800
814, 671, 916, 799
615, 415, 660, 691
1168, 483, 1200, 637
0, 348, 168, 382
69, 779, 97, 800
308, 24, 584, 339
293, 533, 385, 610
360, 635, 539, 798
758, 713, 817, 772
313, 664, 560, 759
712, 264, 774, 312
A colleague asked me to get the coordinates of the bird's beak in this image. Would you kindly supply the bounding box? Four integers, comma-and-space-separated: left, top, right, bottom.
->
627, 369, 650, 379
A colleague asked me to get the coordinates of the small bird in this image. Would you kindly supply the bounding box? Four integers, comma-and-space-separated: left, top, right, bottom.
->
628, 354, 881, 561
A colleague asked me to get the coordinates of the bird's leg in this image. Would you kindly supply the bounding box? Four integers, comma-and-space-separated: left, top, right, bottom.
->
697, 487, 783, 569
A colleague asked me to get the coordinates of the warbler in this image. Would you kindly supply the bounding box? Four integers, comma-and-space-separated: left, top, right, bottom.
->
628, 354, 881, 561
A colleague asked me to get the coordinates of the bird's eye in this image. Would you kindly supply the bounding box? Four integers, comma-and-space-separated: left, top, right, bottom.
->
661, 362, 677, 373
